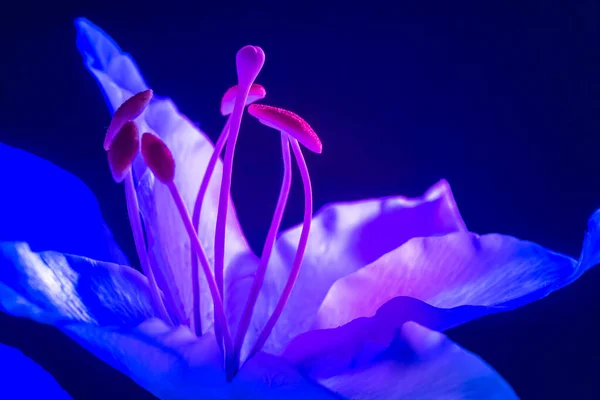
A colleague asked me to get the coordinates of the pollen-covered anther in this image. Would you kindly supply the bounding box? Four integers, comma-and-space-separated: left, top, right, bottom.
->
248, 104, 323, 153
107, 121, 140, 183
105, 89, 153, 150
220, 83, 266, 116
141, 132, 175, 184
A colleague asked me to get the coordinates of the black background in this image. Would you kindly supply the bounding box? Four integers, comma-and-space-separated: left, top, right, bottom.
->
0, 1, 599, 398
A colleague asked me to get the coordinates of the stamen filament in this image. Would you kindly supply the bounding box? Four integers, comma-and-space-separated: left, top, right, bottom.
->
190, 117, 231, 335
233, 133, 292, 362
124, 171, 173, 324
214, 90, 249, 299
166, 180, 234, 358
213, 90, 249, 352
249, 138, 313, 358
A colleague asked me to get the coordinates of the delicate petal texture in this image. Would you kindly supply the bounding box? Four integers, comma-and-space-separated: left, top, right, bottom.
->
76, 18, 254, 327
230, 180, 466, 356
64, 318, 341, 399
0, 142, 126, 264
312, 232, 577, 332
282, 296, 485, 369
0, 242, 156, 326
283, 227, 590, 368
0, 343, 72, 399
290, 322, 518, 399
283, 212, 600, 375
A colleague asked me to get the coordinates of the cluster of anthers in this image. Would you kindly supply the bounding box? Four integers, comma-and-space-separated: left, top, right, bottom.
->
104, 45, 322, 379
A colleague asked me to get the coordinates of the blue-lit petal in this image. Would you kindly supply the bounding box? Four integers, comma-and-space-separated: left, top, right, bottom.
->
313, 232, 581, 330
311, 232, 578, 331
75, 17, 254, 327
0, 142, 126, 264
0, 242, 156, 326
283, 227, 592, 367
0, 343, 72, 399
63, 318, 340, 399
290, 322, 517, 399
230, 180, 466, 358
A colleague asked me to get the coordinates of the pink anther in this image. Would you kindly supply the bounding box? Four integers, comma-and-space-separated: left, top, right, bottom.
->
220, 84, 266, 116
105, 89, 153, 150
248, 104, 322, 153
107, 121, 140, 183
140, 132, 175, 184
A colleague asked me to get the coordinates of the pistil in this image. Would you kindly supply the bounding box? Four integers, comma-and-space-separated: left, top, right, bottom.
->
190, 84, 266, 335
214, 46, 265, 301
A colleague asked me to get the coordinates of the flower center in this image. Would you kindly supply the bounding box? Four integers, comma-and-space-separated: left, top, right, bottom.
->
104, 46, 321, 378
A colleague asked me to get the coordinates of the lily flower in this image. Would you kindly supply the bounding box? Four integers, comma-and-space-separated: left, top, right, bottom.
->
0, 17, 598, 399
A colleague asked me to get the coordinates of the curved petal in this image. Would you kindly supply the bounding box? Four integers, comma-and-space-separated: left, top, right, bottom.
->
0, 343, 72, 399
312, 232, 579, 332
288, 322, 517, 399
0, 142, 126, 264
75, 18, 254, 327
282, 207, 599, 371
284, 179, 466, 273
0, 242, 156, 326
63, 318, 340, 399
232, 180, 466, 356
282, 219, 600, 371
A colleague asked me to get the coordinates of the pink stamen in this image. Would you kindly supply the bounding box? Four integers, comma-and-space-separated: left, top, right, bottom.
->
140, 133, 234, 362
249, 138, 313, 358
248, 104, 323, 154
233, 133, 292, 362
107, 121, 140, 183
140, 132, 175, 184
220, 84, 267, 116
214, 46, 265, 301
105, 89, 152, 150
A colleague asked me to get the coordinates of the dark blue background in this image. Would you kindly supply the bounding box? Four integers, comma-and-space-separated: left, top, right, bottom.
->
1, 1, 599, 398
